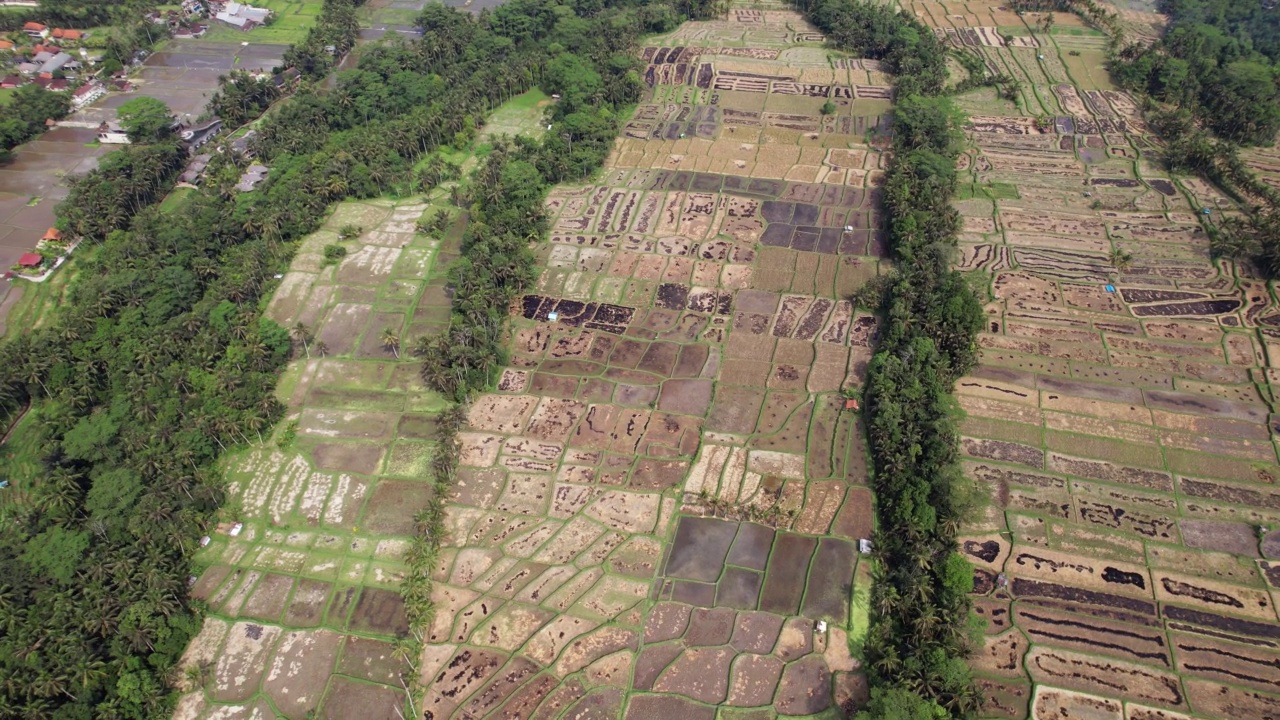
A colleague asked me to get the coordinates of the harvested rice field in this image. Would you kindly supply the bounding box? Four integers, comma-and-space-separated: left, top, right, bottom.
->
171, 0, 1280, 716
172, 9, 882, 717
937, 3, 1280, 720
418, 4, 882, 718
171, 188, 456, 719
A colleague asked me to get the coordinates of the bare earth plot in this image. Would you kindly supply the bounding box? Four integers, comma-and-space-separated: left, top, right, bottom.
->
919, 3, 1280, 719
418, 5, 882, 718
173, 195, 454, 720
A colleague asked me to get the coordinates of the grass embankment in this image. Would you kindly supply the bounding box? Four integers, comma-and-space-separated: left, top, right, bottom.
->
798, 0, 986, 716
0, 255, 81, 343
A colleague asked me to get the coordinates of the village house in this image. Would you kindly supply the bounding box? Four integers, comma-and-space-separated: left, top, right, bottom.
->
17, 253, 43, 270
182, 0, 207, 17
97, 121, 130, 144
214, 1, 272, 30
38, 52, 74, 78
271, 67, 301, 90
50, 28, 83, 43
0, 39, 15, 50
180, 153, 212, 185
22, 21, 48, 39
35, 77, 69, 91
71, 81, 104, 108
0, 75, 22, 89
236, 163, 268, 192
42, 228, 63, 242
227, 129, 257, 158
174, 24, 209, 39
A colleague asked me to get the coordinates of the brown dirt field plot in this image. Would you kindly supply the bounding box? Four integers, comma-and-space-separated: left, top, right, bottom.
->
949, 1, 1280, 708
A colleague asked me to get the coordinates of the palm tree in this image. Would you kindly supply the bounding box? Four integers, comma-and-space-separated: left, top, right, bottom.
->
68, 659, 106, 695
1108, 247, 1133, 272
381, 328, 401, 359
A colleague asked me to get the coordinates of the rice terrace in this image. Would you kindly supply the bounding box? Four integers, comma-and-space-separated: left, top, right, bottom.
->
1, 0, 1280, 717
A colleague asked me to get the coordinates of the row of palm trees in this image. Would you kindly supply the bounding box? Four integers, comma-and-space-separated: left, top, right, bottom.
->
800, 0, 987, 715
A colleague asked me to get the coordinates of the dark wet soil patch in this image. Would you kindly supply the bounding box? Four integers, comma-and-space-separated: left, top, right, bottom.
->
665, 519, 736, 581
760, 533, 816, 615
801, 538, 855, 622
727, 523, 775, 570
349, 588, 409, 636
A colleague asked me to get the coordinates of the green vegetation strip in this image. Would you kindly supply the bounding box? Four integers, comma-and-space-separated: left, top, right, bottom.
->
798, 0, 985, 717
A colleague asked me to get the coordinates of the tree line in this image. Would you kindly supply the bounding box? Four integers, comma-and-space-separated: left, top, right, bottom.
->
797, 0, 986, 718
1106, 0, 1280, 278
1111, 18, 1280, 146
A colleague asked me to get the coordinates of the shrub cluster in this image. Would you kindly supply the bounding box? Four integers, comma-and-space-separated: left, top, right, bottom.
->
0, 85, 72, 163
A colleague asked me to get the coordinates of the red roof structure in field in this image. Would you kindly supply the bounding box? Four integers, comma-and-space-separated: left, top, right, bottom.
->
41, 227, 62, 241
18, 253, 43, 268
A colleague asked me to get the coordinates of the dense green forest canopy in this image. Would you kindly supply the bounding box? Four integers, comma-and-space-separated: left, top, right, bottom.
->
0, 85, 72, 163
1112, 0, 1280, 145
0, 0, 155, 28
1159, 0, 1280, 62
0, 0, 716, 716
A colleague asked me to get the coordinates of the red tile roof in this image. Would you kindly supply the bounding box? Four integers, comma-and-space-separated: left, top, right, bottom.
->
23, 22, 47, 32
18, 253, 43, 268
0, 40, 14, 50
52, 29, 83, 40
42, 228, 63, 241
